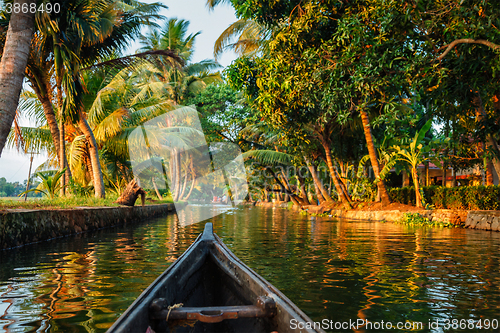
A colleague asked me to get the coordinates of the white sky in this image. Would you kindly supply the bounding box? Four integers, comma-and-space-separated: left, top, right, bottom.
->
0, 0, 238, 183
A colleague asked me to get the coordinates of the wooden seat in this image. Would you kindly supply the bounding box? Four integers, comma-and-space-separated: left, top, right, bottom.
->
150, 296, 277, 323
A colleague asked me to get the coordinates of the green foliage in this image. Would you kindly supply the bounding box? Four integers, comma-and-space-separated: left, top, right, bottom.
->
19, 169, 67, 200
389, 185, 500, 210
188, 83, 254, 145
396, 213, 455, 228
0, 177, 15, 197
68, 180, 94, 198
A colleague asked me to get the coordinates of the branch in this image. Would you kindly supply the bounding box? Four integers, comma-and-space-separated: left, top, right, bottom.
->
435, 39, 500, 61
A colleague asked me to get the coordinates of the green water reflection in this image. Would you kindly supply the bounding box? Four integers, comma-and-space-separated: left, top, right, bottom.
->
1, 206, 500, 332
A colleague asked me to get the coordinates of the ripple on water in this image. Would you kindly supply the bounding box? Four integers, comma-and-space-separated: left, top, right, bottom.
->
1, 207, 500, 332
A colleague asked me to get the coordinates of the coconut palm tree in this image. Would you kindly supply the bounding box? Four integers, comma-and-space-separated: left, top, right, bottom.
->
137, 18, 222, 104
206, 0, 268, 60
0, 0, 35, 157
30, 0, 167, 198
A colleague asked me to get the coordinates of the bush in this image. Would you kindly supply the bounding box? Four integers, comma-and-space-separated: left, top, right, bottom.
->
396, 212, 455, 228
388, 185, 500, 210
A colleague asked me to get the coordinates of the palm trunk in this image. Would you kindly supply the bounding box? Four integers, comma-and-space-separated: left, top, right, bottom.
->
152, 177, 163, 200
116, 179, 145, 206
183, 177, 196, 200
0, 0, 35, 156
85, 155, 94, 184
28, 77, 62, 165
359, 109, 391, 205
57, 86, 67, 196
322, 140, 352, 208
172, 149, 181, 201
179, 173, 188, 200
78, 117, 105, 198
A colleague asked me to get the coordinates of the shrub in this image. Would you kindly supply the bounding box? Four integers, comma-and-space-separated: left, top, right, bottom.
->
388, 185, 500, 210
396, 212, 455, 228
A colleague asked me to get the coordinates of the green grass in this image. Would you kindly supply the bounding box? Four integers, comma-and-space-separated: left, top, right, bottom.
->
0, 194, 173, 210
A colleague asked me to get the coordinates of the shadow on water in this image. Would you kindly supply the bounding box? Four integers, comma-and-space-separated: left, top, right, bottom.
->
1, 206, 500, 332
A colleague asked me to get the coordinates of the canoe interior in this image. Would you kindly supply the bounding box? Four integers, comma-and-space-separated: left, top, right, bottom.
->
108, 223, 323, 333
150, 251, 273, 333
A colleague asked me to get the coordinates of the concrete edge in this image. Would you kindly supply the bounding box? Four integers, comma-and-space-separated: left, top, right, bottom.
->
252, 201, 500, 232
0, 203, 185, 250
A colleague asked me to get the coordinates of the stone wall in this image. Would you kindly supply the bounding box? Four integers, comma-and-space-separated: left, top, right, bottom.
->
255, 202, 499, 232
0, 203, 181, 250
464, 211, 500, 231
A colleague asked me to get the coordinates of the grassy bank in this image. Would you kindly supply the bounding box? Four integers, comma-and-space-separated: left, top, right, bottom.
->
0, 195, 173, 210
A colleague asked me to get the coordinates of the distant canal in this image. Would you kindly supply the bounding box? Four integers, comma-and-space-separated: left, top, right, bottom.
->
1, 206, 500, 332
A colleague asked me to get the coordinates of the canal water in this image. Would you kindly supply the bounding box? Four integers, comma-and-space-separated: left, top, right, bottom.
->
1, 206, 500, 332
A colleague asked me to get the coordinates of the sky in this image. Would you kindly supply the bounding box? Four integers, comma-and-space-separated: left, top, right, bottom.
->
0, 0, 239, 184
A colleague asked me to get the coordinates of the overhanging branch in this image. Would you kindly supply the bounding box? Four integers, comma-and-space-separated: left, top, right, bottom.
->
436, 39, 500, 61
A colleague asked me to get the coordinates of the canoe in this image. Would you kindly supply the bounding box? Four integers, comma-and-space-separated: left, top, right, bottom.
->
107, 223, 324, 333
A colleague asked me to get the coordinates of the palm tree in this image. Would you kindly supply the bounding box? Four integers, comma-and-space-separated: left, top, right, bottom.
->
26, 0, 166, 198
137, 18, 222, 104
213, 18, 267, 60
0, 0, 35, 157
19, 169, 67, 200
206, 0, 267, 60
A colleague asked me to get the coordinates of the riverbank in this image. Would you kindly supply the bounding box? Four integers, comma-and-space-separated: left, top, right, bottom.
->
254, 201, 500, 232
0, 203, 183, 250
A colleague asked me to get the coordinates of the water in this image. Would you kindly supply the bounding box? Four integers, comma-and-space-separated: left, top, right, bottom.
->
1, 206, 500, 332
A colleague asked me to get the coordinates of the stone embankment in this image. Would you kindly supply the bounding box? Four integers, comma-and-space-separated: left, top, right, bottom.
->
1, 203, 181, 250
254, 202, 500, 232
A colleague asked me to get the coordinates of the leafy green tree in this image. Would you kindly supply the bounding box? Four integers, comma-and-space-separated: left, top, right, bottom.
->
188, 83, 253, 146
0, 177, 15, 196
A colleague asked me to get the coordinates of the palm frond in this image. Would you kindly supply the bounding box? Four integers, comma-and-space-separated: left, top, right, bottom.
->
242, 150, 293, 166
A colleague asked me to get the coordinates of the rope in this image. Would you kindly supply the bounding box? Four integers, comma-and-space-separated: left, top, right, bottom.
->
166, 303, 184, 322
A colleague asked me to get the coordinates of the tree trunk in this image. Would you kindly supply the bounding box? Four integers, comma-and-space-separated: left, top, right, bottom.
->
304, 155, 334, 203
263, 188, 270, 202
486, 159, 494, 185
59, 95, 66, 196
179, 173, 188, 200
475, 94, 500, 179
183, 177, 196, 200
402, 170, 410, 187
116, 179, 145, 206
424, 162, 429, 186
78, 117, 105, 198
0, 0, 35, 157
412, 168, 423, 208
85, 154, 94, 184
152, 177, 163, 200
320, 138, 352, 208
55, 83, 72, 195
28, 76, 62, 163
172, 149, 182, 201
311, 177, 325, 204
297, 175, 310, 205
336, 158, 352, 203
359, 109, 391, 206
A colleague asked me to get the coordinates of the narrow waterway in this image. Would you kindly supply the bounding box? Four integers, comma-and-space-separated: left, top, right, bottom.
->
1, 206, 500, 332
